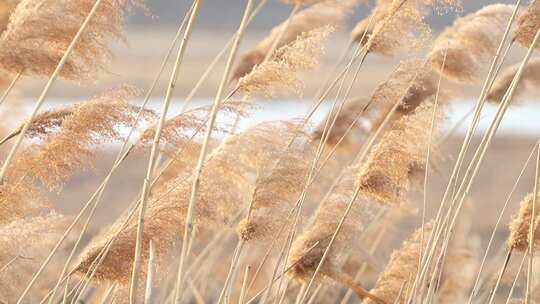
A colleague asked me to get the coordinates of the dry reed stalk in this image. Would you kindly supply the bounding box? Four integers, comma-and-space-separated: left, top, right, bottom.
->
74, 121, 301, 283
434, 207, 480, 303
508, 192, 540, 252
0, 213, 71, 302
130, 1, 201, 298
361, 222, 434, 304
287, 161, 385, 301
174, 1, 253, 300
20, 8, 201, 302
468, 139, 539, 303
514, 0, 540, 51
487, 58, 540, 102
357, 99, 443, 206
238, 26, 332, 97
233, 0, 357, 79
15, 86, 151, 191
0, 0, 142, 80
410, 2, 523, 295
413, 26, 540, 304
429, 4, 515, 82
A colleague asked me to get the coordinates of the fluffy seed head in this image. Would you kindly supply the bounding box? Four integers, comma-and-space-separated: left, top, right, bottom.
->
357, 100, 444, 206
75, 121, 305, 283
237, 135, 312, 242
487, 58, 540, 103
514, 0, 540, 51
238, 26, 332, 97
362, 222, 434, 304
429, 4, 515, 82
15, 86, 150, 190
137, 102, 246, 157
311, 97, 369, 147
288, 163, 385, 284
507, 192, 540, 252
233, 0, 355, 79
351, 0, 391, 45
0, 0, 143, 80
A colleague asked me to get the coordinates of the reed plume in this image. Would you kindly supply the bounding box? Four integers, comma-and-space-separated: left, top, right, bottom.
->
361, 222, 433, 304
507, 192, 540, 252
351, 0, 391, 45
0, 173, 47, 225
15, 86, 151, 191
357, 100, 443, 206
311, 97, 369, 146
514, 0, 540, 51
233, 0, 356, 79
75, 121, 305, 283
237, 133, 312, 242
0, 0, 18, 34
0, 0, 143, 80
429, 4, 515, 82
0, 212, 71, 301
365, 0, 455, 55
369, 60, 437, 118
238, 26, 332, 97
487, 58, 540, 103
137, 102, 246, 157
287, 162, 386, 301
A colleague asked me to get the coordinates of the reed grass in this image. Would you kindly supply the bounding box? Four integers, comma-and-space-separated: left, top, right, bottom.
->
4, 0, 540, 303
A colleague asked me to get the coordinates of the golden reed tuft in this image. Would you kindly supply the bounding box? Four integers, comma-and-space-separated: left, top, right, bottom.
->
362, 221, 433, 304
137, 102, 246, 157
74, 121, 305, 283
0, 0, 18, 35
0, 0, 143, 80
429, 4, 515, 82
238, 26, 332, 97
364, 0, 462, 55
356, 100, 444, 206
0, 212, 71, 301
351, 0, 391, 45
237, 130, 312, 242
488, 57, 540, 103
233, 0, 357, 80
507, 192, 540, 252
513, 0, 540, 51
287, 161, 386, 302
15, 86, 151, 191
311, 97, 369, 147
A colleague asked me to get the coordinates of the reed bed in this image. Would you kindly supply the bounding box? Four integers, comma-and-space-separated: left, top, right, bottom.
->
1, 0, 540, 303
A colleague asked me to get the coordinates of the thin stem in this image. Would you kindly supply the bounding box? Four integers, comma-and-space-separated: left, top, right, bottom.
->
238, 266, 251, 304
469, 139, 540, 302
487, 248, 514, 304
526, 142, 540, 303
145, 241, 156, 304
0, 71, 22, 108
174, 1, 252, 301
129, 1, 201, 300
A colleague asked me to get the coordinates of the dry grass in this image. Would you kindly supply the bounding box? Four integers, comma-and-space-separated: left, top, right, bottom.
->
3, 0, 540, 303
